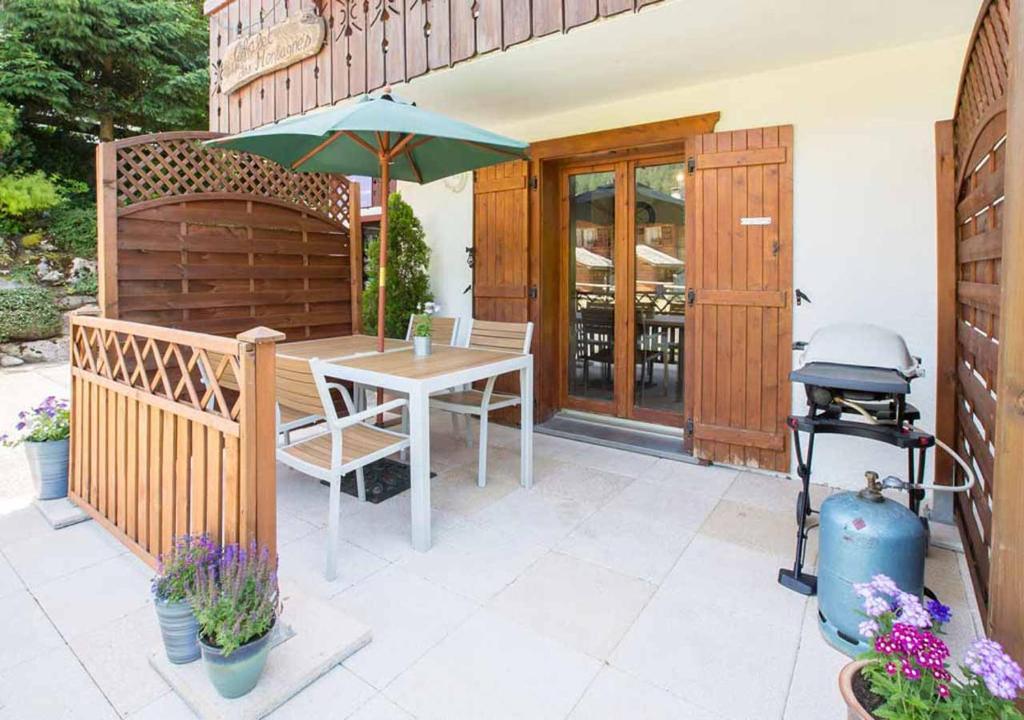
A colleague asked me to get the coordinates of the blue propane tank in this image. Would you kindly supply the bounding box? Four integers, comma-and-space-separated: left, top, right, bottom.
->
817, 472, 927, 657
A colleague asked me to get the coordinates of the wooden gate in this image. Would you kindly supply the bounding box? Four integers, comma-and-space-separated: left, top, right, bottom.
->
68, 314, 282, 566
942, 0, 1009, 619
97, 131, 362, 341
686, 127, 794, 471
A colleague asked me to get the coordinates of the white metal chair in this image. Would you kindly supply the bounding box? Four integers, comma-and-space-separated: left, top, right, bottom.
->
405, 315, 461, 345
276, 357, 409, 580
430, 319, 534, 487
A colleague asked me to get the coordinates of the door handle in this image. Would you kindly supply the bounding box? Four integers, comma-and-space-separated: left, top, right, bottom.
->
795, 289, 811, 306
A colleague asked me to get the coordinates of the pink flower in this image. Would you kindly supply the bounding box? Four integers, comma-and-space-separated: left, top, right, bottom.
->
937, 684, 950, 699
885, 662, 898, 676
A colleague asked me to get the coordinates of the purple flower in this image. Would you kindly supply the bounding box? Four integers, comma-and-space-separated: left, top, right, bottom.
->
858, 620, 879, 638
965, 638, 1024, 701
926, 598, 952, 626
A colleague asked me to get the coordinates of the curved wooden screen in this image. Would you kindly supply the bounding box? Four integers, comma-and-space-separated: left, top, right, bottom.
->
950, 0, 1010, 615
97, 132, 361, 341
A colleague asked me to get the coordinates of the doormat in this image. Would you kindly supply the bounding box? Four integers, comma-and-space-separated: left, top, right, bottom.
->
319, 458, 437, 504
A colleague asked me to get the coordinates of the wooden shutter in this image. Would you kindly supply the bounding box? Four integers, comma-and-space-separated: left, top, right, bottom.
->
473, 161, 530, 324
686, 127, 793, 471
473, 160, 530, 422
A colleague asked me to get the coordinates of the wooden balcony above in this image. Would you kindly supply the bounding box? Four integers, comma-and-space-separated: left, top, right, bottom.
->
207, 0, 662, 134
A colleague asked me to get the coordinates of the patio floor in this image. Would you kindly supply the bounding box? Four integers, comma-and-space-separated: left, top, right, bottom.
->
0, 363, 982, 720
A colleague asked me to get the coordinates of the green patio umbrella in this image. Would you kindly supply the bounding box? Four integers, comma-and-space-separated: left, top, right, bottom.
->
208, 91, 529, 351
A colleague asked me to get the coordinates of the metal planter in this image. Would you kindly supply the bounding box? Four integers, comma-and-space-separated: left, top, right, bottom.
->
154, 597, 200, 664
23, 438, 69, 500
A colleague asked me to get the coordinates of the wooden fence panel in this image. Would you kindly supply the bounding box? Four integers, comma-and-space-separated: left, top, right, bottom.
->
948, 0, 1011, 620
97, 132, 361, 341
68, 314, 282, 568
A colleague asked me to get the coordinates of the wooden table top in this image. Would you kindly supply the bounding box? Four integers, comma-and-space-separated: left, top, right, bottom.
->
277, 334, 410, 360
331, 344, 525, 381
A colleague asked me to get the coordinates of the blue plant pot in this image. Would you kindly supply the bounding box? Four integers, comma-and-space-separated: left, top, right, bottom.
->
199, 624, 274, 699
24, 438, 69, 500
154, 597, 200, 664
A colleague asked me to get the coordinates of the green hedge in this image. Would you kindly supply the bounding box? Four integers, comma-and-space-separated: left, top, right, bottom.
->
0, 286, 62, 342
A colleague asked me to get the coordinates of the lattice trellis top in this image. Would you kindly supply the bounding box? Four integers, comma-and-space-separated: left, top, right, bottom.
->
114, 132, 350, 224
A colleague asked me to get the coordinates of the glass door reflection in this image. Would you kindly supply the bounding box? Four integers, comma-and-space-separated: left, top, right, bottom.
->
633, 161, 685, 420
568, 170, 616, 406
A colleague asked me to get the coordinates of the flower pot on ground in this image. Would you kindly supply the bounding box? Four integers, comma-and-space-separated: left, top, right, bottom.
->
837, 573, 1024, 720
839, 660, 879, 720
198, 623, 275, 699
188, 542, 280, 699
151, 535, 218, 664
2, 396, 70, 500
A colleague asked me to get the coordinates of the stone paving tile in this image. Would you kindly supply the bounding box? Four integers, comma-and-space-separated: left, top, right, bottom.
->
385, 608, 601, 720
33, 553, 152, 639
3, 520, 125, 588
783, 601, 849, 720
127, 690, 198, 720
471, 487, 601, 547
569, 666, 722, 720
489, 551, 655, 660
0, 589, 65, 672
266, 666, 376, 720
66, 605, 171, 717
0, 645, 118, 720
395, 521, 547, 603
0, 553, 24, 600
334, 566, 478, 689
348, 694, 415, 720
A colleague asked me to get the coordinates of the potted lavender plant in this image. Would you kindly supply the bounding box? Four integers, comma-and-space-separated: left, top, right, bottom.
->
187, 542, 280, 699
1, 396, 71, 500
839, 574, 1024, 719
152, 535, 218, 664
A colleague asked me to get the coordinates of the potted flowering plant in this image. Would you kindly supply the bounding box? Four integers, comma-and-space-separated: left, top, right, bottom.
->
411, 301, 440, 357
187, 542, 280, 699
839, 573, 1024, 719
1, 396, 71, 500
152, 535, 219, 664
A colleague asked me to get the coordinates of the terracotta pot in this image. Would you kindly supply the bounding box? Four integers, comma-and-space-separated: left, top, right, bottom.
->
839, 660, 876, 720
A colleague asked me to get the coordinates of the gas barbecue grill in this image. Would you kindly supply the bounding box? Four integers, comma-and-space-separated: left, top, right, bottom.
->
778, 324, 936, 596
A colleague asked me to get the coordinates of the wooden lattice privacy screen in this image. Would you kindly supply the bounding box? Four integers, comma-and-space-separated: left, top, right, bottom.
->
68, 314, 282, 567
97, 131, 362, 341
945, 0, 1010, 617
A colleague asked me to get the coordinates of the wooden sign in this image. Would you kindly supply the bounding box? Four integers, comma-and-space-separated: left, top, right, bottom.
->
221, 11, 326, 94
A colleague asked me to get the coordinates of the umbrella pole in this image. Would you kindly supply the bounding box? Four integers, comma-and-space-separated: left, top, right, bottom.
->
376, 154, 389, 353
375, 153, 389, 423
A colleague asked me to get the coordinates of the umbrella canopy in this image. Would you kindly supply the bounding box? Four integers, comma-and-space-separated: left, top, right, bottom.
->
207, 91, 529, 351
207, 92, 529, 183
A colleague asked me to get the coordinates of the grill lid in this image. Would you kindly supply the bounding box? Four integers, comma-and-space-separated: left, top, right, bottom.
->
797, 324, 923, 378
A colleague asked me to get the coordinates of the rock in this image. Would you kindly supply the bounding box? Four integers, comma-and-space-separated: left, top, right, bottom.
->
0, 354, 24, 367
35, 259, 64, 285
57, 295, 98, 311
69, 257, 97, 283
0, 337, 69, 363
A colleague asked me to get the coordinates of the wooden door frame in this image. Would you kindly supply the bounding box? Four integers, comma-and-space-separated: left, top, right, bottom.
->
527, 111, 721, 424
555, 151, 689, 426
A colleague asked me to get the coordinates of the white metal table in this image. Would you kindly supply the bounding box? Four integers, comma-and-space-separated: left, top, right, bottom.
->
314, 344, 534, 551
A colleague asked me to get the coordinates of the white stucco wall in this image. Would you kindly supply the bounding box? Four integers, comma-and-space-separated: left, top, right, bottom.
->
398, 34, 967, 489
